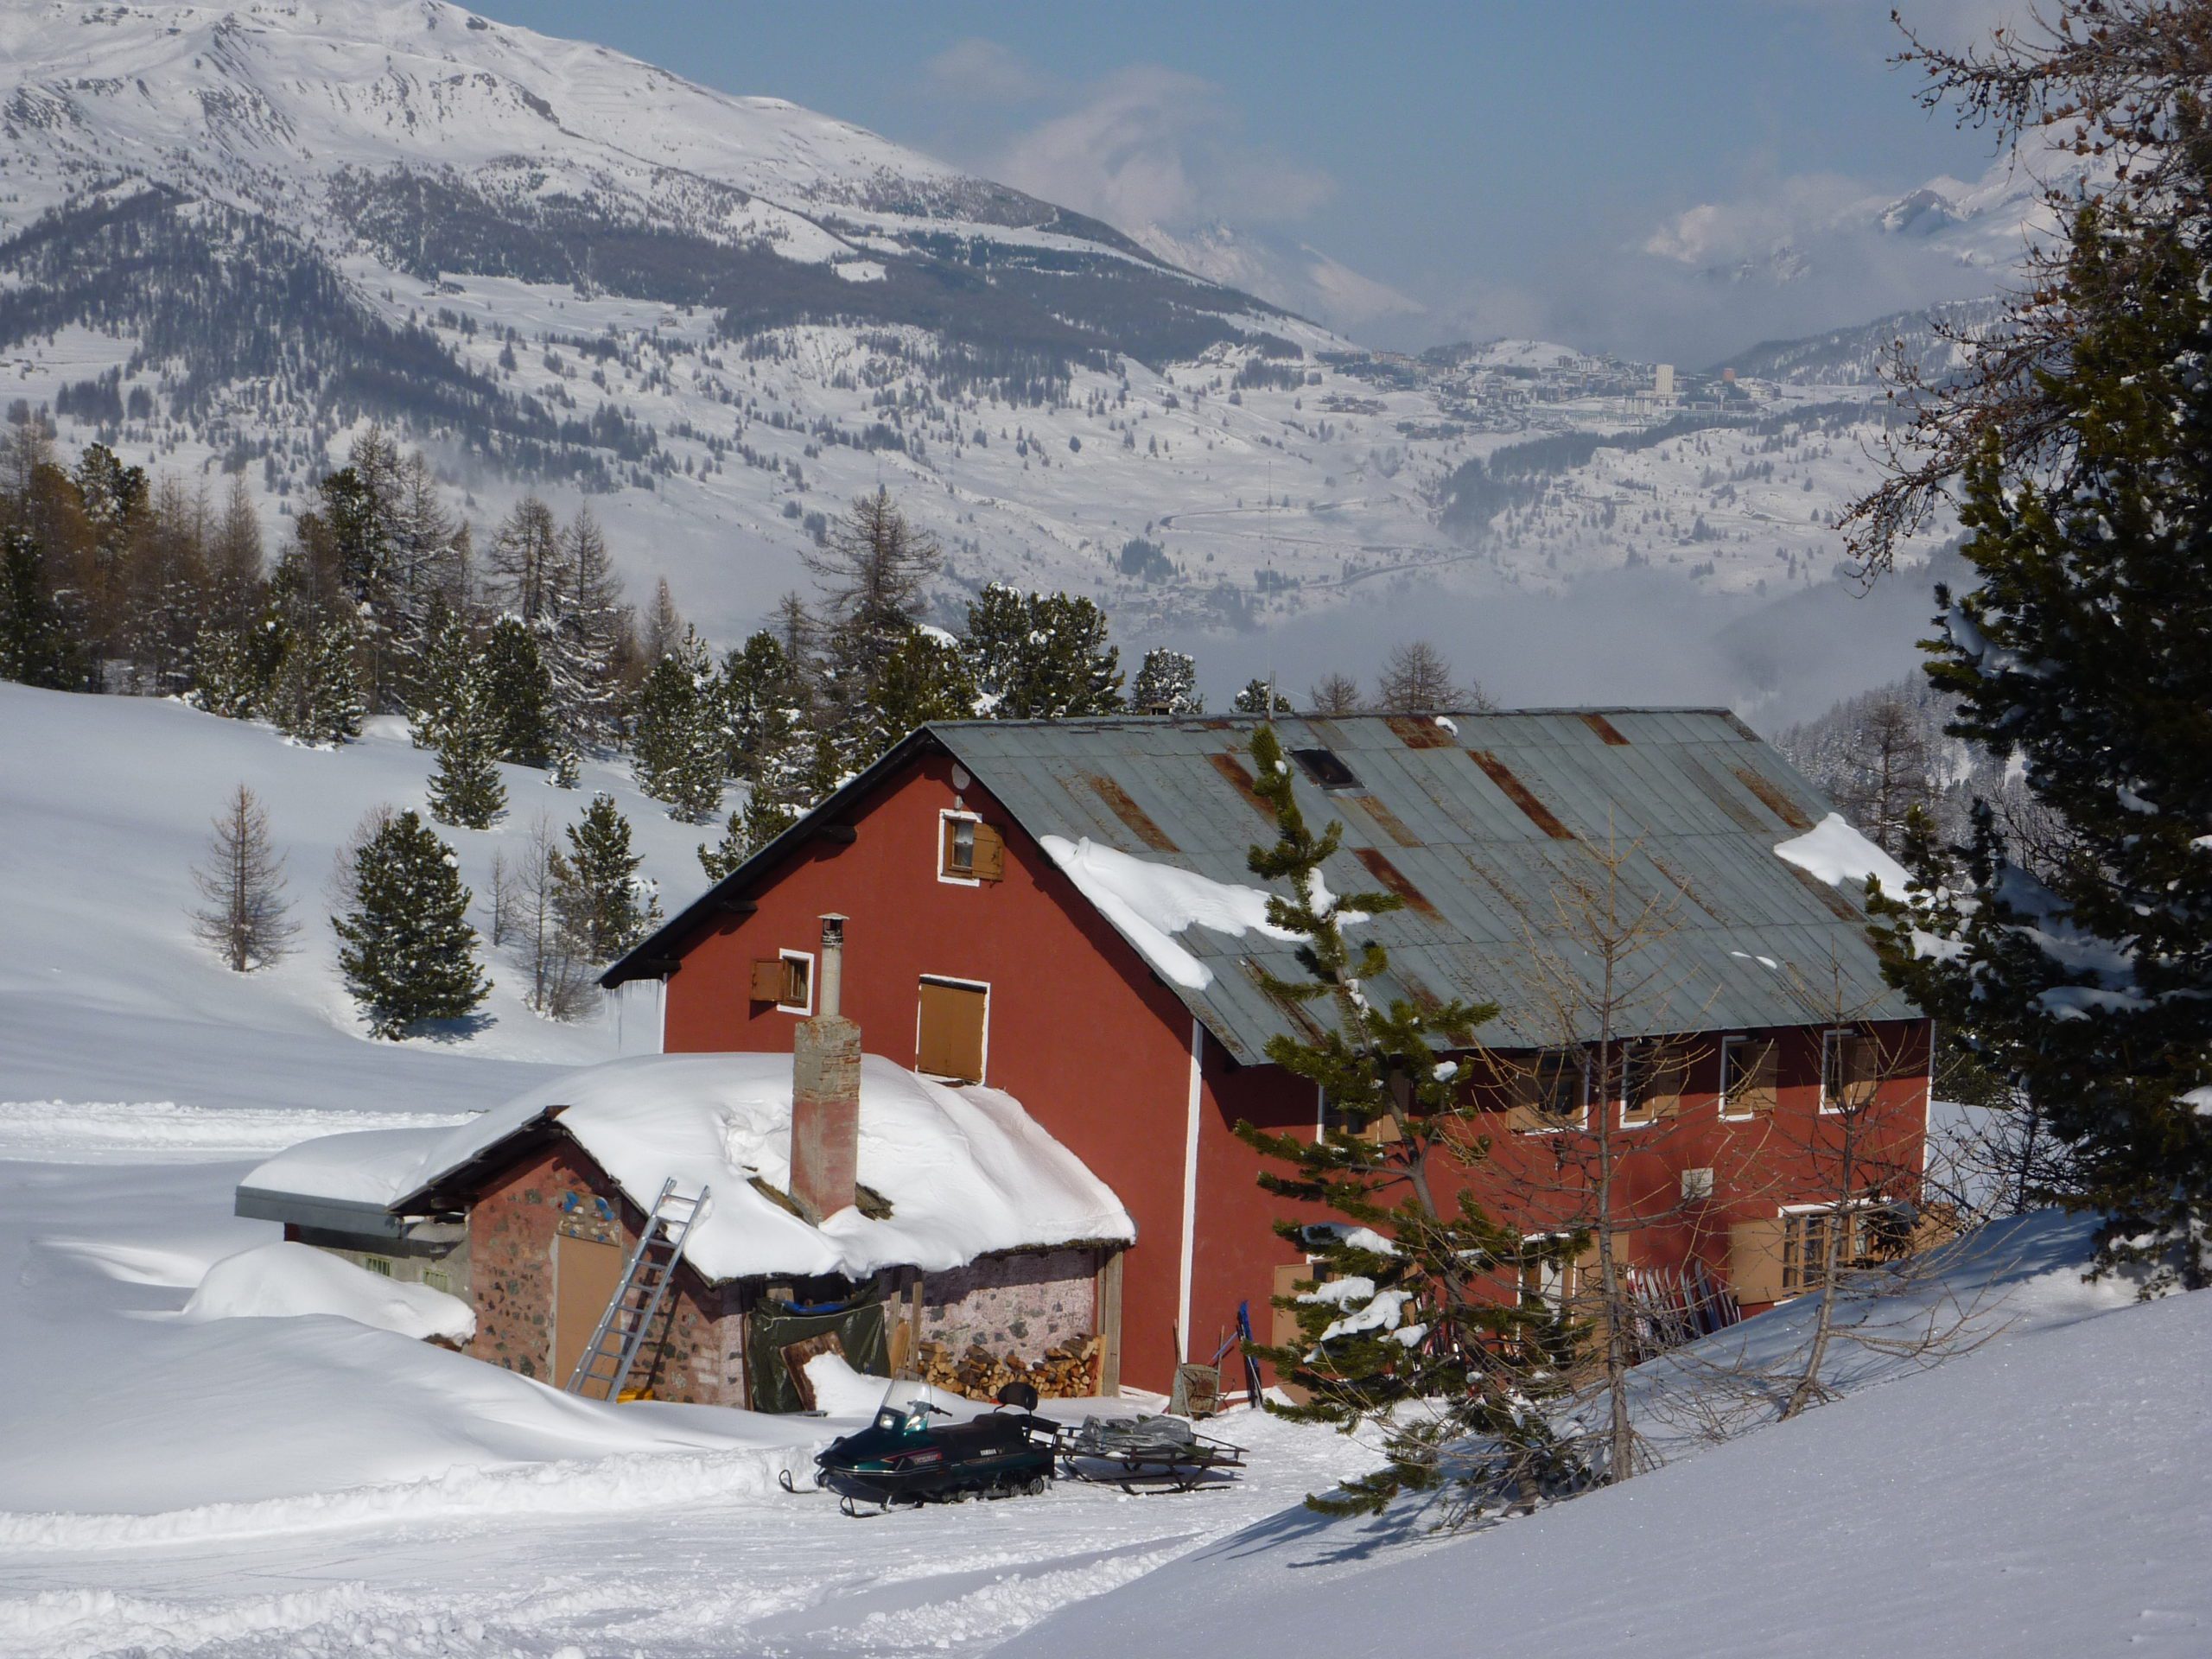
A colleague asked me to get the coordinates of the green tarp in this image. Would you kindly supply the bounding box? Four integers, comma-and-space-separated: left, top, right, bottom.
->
746, 1300, 890, 1414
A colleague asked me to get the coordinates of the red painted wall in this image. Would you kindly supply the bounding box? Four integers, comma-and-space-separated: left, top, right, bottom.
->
658, 750, 1933, 1393
662, 752, 1207, 1393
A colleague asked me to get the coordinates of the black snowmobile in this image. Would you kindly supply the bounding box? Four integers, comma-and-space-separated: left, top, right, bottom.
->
790, 1379, 1061, 1515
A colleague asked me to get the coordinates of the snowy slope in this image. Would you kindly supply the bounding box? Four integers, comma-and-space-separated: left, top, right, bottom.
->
0, 679, 718, 1116
1010, 1224, 2210, 1659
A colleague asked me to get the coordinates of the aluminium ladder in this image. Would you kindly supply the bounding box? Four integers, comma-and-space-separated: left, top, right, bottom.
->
563, 1178, 710, 1401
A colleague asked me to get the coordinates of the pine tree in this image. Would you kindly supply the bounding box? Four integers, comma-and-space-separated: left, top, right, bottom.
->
189, 784, 296, 971
962, 585, 1122, 718
0, 528, 84, 689
1232, 677, 1293, 714
1859, 1, 2212, 1289
1129, 646, 1202, 715
698, 794, 801, 880
407, 600, 473, 752
717, 629, 803, 781
1234, 722, 1580, 1519
855, 627, 975, 767
188, 622, 264, 718
632, 626, 725, 821
270, 611, 365, 746
333, 809, 490, 1038
480, 615, 557, 768
427, 657, 507, 831
556, 791, 661, 961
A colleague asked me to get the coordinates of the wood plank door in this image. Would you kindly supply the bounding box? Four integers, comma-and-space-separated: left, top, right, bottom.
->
555, 1231, 626, 1397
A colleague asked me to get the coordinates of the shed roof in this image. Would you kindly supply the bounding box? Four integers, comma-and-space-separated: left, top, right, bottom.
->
608, 709, 1916, 1060
238, 1053, 1135, 1283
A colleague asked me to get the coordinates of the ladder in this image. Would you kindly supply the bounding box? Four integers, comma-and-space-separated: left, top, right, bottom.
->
564, 1179, 710, 1401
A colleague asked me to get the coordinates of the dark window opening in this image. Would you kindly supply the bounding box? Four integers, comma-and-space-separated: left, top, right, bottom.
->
1291, 747, 1363, 791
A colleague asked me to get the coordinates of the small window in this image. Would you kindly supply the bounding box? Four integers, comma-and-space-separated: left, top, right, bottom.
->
1821, 1027, 1878, 1114
1508, 1050, 1587, 1133
1781, 1205, 1877, 1295
938, 811, 1005, 883
1291, 747, 1363, 791
751, 950, 813, 1014
1622, 1040, 1688, 1127
1719, 1035, 1778, 1119
361, 1255, 393, 1278
916, 976, 988, 1083
422, 1267, 451, 1295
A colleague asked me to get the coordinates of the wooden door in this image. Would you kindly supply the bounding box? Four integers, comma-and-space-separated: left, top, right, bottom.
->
916, 978, 988, 1082
555, 1231, 626, 1397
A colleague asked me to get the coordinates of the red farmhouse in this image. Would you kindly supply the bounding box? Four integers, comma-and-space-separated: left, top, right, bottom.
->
602, 709, 1931, 1397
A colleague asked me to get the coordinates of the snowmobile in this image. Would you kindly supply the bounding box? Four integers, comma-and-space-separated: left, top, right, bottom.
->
791, 1379, 1062, 1515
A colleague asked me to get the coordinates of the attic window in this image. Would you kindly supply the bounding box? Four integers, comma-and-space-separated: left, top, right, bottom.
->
939, 810, 1006, 883
1291, 747, 1363, 791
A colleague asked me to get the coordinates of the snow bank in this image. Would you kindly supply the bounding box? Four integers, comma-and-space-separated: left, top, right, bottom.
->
182, 1242, 475, 1343
799, 1351, 966, 1420
247, 1052, 1135, 1282
1039, 834, 1297, 989
1007, 1218, 2210, 1659
1773, 810, 1913, 894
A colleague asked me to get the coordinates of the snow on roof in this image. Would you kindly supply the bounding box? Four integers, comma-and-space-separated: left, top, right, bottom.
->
1773, 811, 1913, 895
240, 1053, 1133, 1283
1039, 833, 1296, 990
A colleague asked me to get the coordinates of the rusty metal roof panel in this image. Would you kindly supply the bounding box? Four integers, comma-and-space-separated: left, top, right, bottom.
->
908, 709, 1915, 1057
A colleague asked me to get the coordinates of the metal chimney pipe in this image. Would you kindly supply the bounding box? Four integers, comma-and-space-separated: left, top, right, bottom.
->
818, 913, 846, 1018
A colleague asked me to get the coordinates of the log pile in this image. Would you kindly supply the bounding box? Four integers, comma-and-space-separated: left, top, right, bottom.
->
917, 1336, 1100, 1400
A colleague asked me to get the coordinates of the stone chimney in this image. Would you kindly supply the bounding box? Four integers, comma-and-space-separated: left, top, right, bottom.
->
790, 914, 860, 1223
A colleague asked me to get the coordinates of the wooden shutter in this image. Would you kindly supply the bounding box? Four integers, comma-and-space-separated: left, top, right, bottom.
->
1727, 1217, 1789, 1305
971, 823, 1005, 881
749, 958, 785, 1003
916, 979, 987, 1082
1270, 1262, 1312, 1350
1728, 1037, 1778, 1115
1839, 1029, 1878, 1109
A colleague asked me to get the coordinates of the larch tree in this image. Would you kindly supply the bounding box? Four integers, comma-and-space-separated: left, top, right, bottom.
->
1376, 640, 1478, 715
1307, 672, 1361, 715
189, 784, 296, 972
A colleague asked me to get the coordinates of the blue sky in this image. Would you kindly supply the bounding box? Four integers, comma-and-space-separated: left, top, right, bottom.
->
473, 1, 2020, 359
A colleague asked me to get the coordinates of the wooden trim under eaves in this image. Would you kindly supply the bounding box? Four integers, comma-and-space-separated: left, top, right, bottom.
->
1465, 750, 1574, 840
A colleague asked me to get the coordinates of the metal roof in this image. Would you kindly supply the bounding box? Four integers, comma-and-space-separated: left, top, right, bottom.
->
607, 708, 1916, 1061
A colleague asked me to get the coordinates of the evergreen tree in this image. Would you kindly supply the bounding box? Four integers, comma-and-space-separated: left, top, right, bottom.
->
1232, 677, 1293, 714
1859, 0, 2212, 1289
1234, 722, 1580, 1519
962, 584, 1122, 718
0, 529, 84, 689
698, 794, 801, 880
407, 599, 473, 751
632, 627, 726, 821
480, 616, 557, 768
188, 621, 265, 719
427, 658, 507, 831
270, 611, 365, 746
1129, 646, 1202, 715
717, 629, 803, 781
855, 627, 975, 767
333, 809, 490, 1038
556, 791, 661, 961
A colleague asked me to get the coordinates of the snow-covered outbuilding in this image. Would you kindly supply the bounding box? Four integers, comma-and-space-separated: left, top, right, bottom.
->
238, 1049, 1133, 1409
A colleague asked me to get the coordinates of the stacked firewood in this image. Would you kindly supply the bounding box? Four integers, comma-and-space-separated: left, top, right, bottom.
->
916, 1336, 1100, 1400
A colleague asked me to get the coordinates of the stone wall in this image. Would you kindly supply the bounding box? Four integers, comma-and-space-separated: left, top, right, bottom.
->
919, 1247, 1099, 1363
463, 1141, 749, 1406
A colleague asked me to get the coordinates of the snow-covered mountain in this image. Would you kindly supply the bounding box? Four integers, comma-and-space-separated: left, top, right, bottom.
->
1131, 219, 1426, 336
0, 0, 1952, 648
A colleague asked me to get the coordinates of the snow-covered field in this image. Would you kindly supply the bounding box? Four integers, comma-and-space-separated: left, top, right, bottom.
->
2, 684, 2201, 1656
